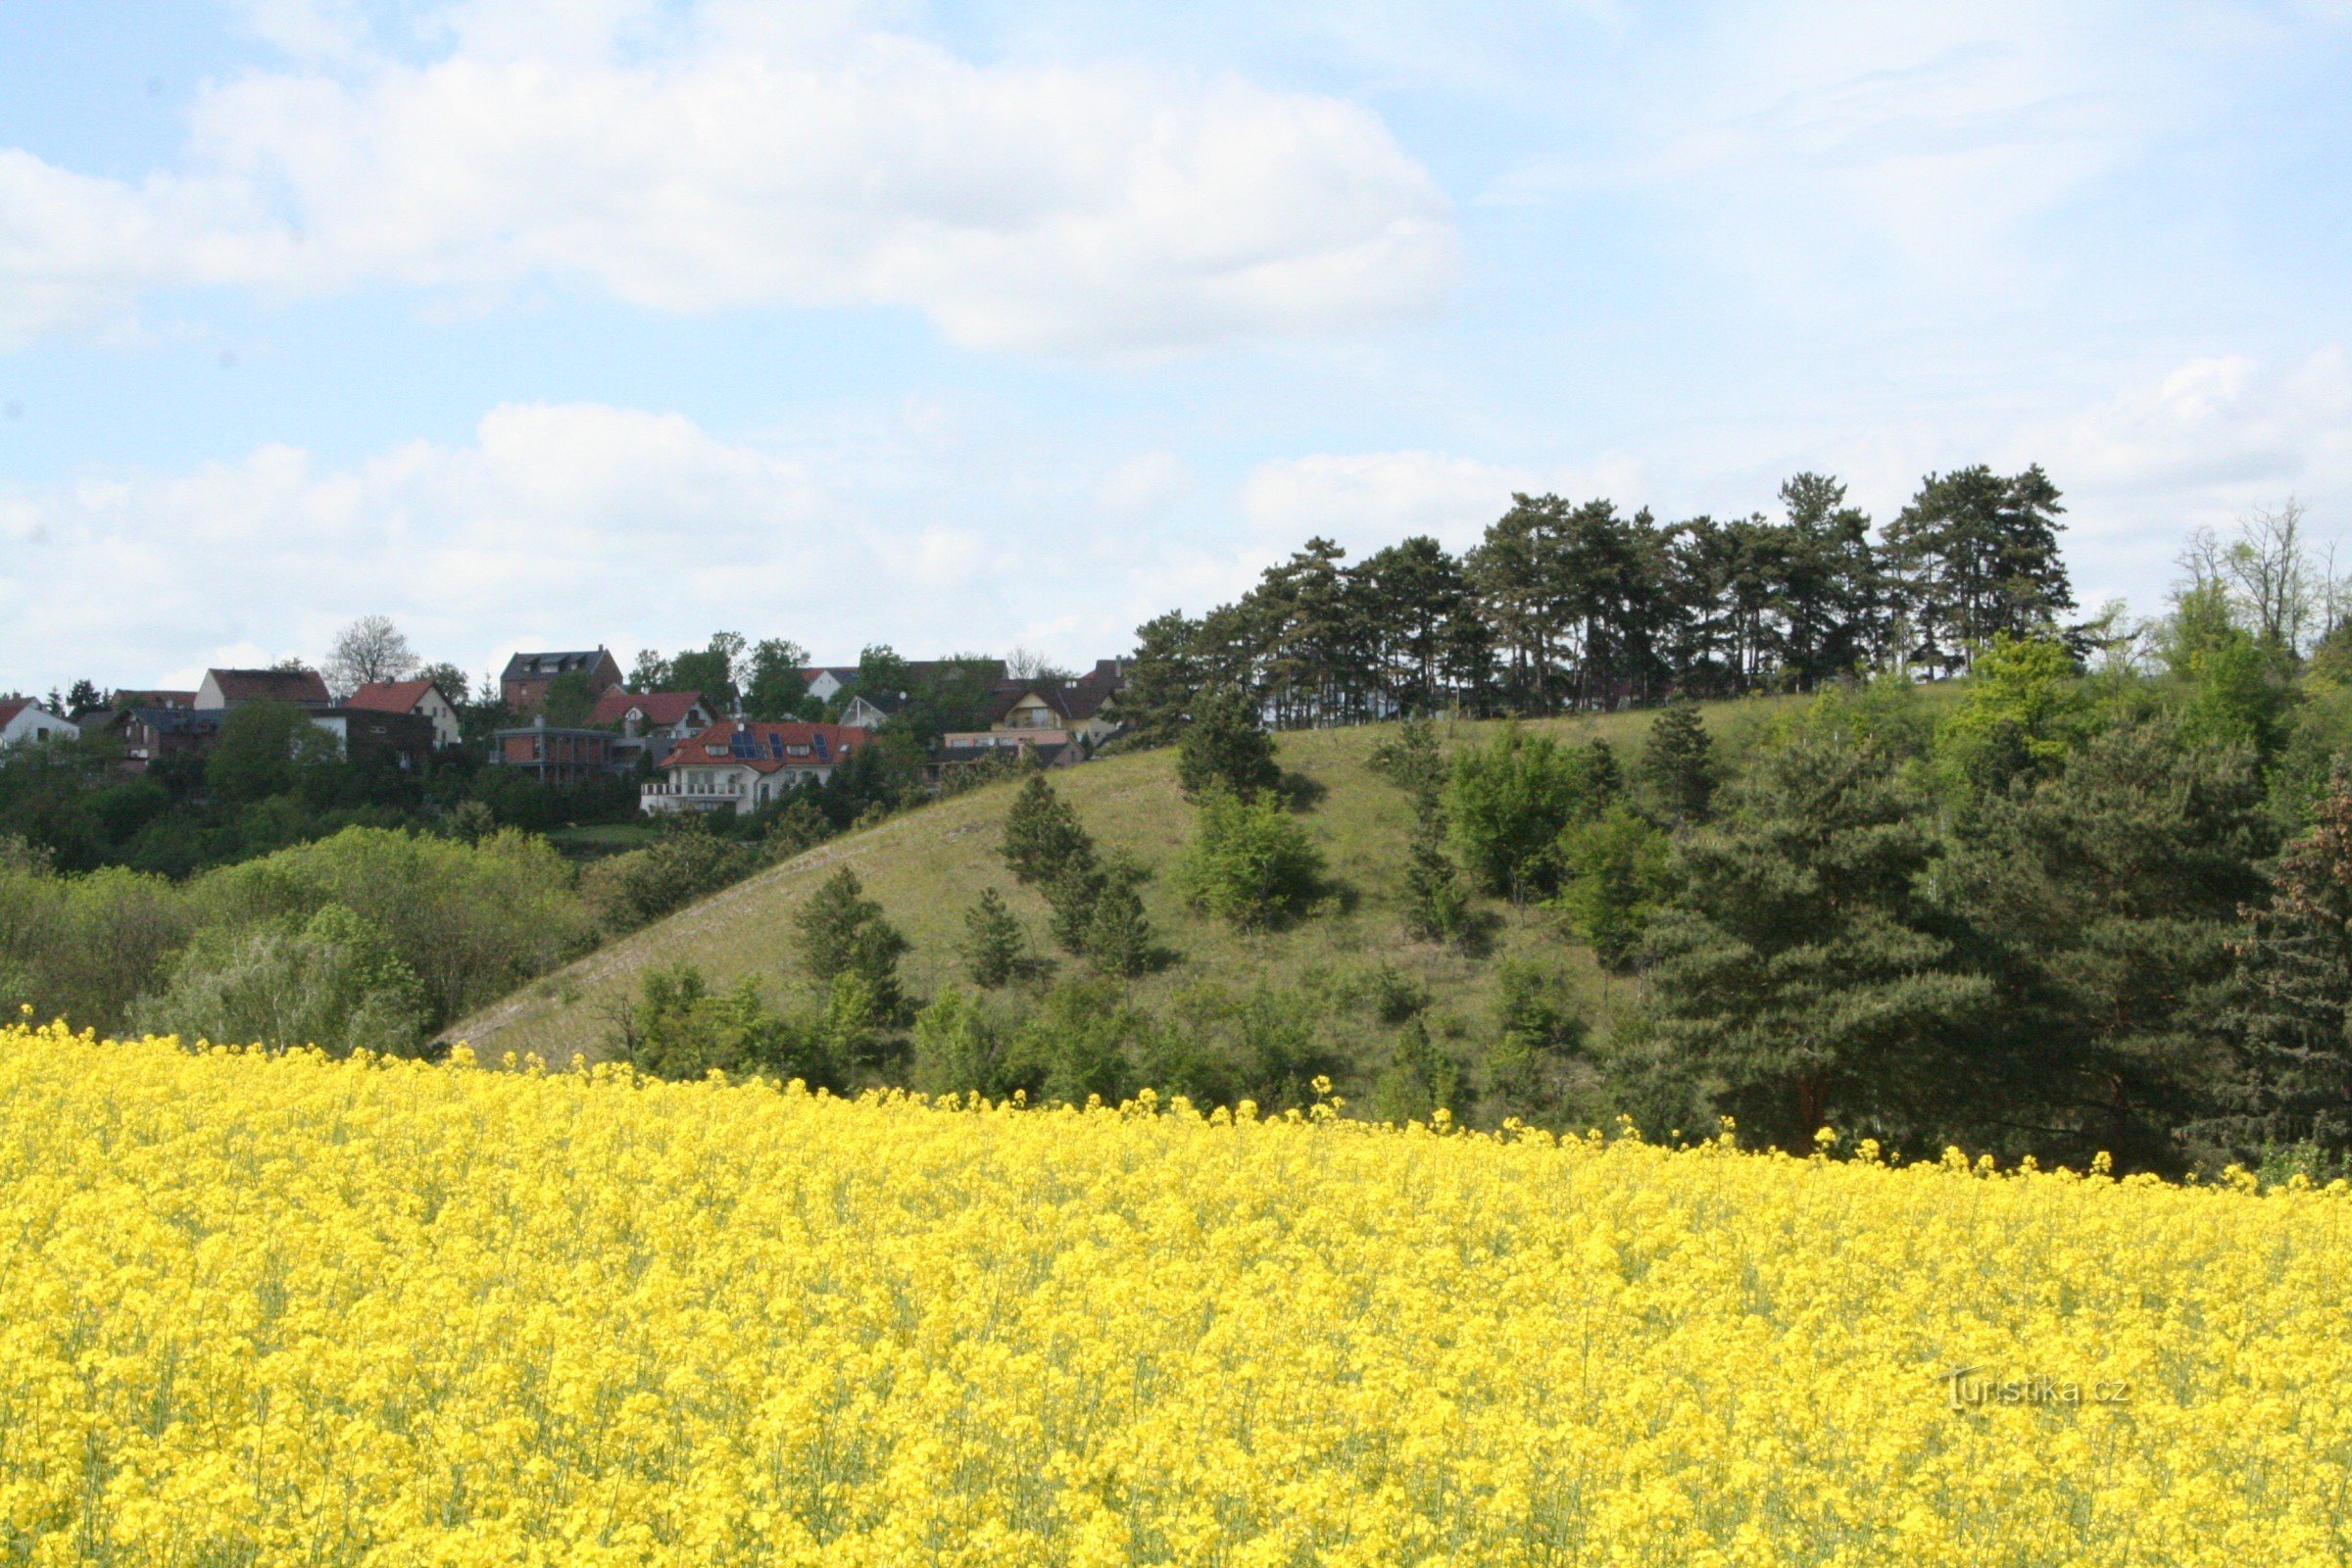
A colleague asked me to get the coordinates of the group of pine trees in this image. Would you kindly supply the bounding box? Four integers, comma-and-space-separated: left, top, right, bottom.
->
1123, 466, 2075, 732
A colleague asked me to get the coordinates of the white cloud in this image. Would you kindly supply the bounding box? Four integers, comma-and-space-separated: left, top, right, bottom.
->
1241, 449, 1642, 556
0, 0, 1457, 357
2028, 346, 2352, 606
0, 402, 1244, 690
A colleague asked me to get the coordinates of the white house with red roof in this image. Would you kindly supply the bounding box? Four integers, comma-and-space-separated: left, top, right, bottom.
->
0, 699, 77, 749
349, 678, 464, 749
589, 688, 717, 765
641, 720, 871, 815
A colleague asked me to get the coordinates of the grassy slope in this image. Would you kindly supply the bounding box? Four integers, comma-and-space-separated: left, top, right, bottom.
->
453, 698, 1812, 1064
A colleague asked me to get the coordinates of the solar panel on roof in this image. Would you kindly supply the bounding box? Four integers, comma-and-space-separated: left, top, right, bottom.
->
813, 733, 830, 760
768, 734, 784, 760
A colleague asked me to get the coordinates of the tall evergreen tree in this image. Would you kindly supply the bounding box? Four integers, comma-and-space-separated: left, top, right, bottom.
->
1885, 466, 2075, 676
1947, 717, 2271, 1169
2212, 769, 2352, 1159
1176, 688, 1282, 802
961, 888, 1027, 990
1642, 728, 1992, 1147
1001, 774, 1096, 889
1638, 701, 1716, 827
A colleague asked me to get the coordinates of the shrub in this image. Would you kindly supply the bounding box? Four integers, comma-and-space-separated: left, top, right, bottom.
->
1446, 727, 1618, 900
1175, 790, 1325, 931
910, 986, 1007, 1099
131, 904, 428, 1057
1554, 804, 1672, 970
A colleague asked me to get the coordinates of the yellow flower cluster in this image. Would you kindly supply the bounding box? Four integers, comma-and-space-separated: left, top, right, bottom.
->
2, 1020, 2348, 1567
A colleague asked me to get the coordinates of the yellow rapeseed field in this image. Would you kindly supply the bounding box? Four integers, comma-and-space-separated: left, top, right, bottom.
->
2, 1019, 2348, 1567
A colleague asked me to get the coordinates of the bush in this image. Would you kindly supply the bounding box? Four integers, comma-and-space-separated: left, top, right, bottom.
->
580, 817, 757, 936
192, 827, 592, 1029
1370, 1018, 1461, 1125
910, 986, 1008, 1099
1175, 790, 1325, 931
131, 904, 429, 1057
0, 849, 192, 1034
1554, 804, 1671, 969
625, 963, 843, 1087
1446, 727, 1618, 900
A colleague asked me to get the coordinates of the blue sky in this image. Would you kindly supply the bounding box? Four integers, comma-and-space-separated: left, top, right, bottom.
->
2, 0, 2348, 694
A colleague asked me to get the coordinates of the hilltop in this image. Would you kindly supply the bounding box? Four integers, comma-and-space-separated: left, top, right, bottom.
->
450, 697, 1810, 1067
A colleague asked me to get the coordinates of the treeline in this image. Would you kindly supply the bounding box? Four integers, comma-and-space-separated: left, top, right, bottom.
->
1121, 466, 2074, 731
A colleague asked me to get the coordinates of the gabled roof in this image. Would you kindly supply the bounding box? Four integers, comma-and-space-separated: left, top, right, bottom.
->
116, 690, 196, 710
204, 667, 332, 707
502, 650, 614, 681
589, 689, 708, 728
348, 678, 448, 713
658, 720, 871, 774
0, 701, 25, 727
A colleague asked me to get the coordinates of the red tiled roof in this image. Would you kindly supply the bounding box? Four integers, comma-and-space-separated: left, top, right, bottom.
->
657, 721, 870, 774
0, 701, 25, 727
590, 689, 707, 728
348, 678, 444, 713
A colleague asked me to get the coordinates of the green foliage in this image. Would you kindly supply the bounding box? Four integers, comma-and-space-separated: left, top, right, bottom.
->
1642, 727, 1993, 1150
2162, 582, 2294, 757
578, 816, 757, 936
1884, 463, 2075, 677
909, 986, 1008, 1099
1367, 718, 1449, 800
1445, 726, 1617, 899
1950, 715, 2273, 1169
1082, 875, 1157, 979
1935, 634, 2088, 797
740, 637, 812, 721
760, 798, 832, 862
1001, 774, 1096, 890
1369, 1017, 1460, 1125
960, 887, 1029, 989
540, 670, 602, 727
1176, 688, 1281, 802
668, 633, 747, 710
131, 904, 428, 1057
626, 962, 842, 1086
1484, 958, 1585, 1113
1553, 804, 1671, 970
2210, 769, 2352, 1158
208, 700, 340, 806
792, 867, 909, 1021
1175, 790, 1325, 930
192, 826, 591, 1029
1002, 979, 1141, 1106
1638, 701, 1716, 827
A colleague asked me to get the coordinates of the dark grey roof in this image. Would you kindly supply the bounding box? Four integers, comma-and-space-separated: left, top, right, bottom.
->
502, 650, 613, 680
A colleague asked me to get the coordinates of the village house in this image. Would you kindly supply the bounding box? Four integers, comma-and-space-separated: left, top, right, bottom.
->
114, 707, 224, 770
0, 699, 78, 749
501, 649, 623, 714
588, 689, 717, 766
350, 678, 465, 749
488, 714, 618, 786
937, 661, 1129, 757
194, 667, 332, 710
642, 720, 871, 815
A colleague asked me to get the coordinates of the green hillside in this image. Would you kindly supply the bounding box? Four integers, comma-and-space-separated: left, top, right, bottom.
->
451, 699, 1810, 1066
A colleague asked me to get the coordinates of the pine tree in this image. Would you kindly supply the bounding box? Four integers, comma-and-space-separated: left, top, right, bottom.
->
1643, 728, 1993, 1149
961, 888, 1027, 989
1084, 877, 1156, 979
1403, 808, 1472, 944
1176, 687, 1282, 801
1885, 465, 2075, 676
1638, 700, 1715, 826
1370, 1017, 1460, 1124
1946, 716, 2270, 1169
2210, 770, 2352, 1159
1001, 774, 1096, 888
793, 868, 909, 1018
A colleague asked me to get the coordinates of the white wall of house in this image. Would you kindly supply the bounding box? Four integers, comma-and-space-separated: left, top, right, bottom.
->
416, 687, 463, 748
0, 704, 78, 748
641, 760, 839, 815
806, 671, 848, 702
